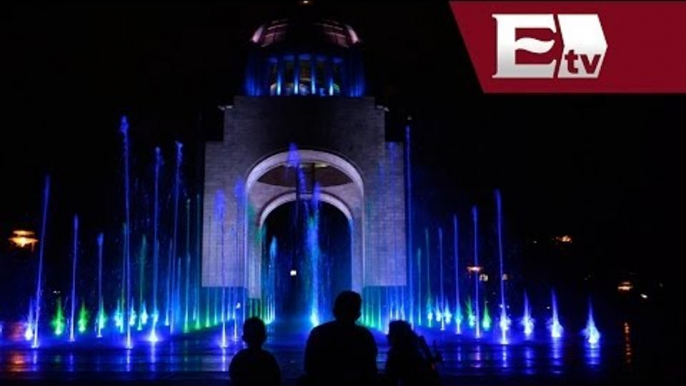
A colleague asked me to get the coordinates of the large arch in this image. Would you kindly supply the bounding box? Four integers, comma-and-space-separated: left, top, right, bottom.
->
246, 149, 365, 195
245, 149, 366, 298
259, 192, 353, 228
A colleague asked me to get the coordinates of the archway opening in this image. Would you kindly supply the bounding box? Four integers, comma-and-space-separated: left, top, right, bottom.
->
261, 201, 351, 333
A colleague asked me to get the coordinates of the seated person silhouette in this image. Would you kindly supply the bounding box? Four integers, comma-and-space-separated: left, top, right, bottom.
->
229, 317, 281, 386
385, 320, 441, 386
303, 291, 378, 386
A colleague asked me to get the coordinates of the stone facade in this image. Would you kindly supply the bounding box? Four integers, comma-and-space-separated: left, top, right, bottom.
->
202, 96, 406, 299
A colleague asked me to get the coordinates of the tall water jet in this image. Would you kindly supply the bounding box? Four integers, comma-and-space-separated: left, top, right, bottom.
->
205, 287, 211, 328
165, 241, 172, 327
137, 236, 148, 331
175, 257, 181, 332
194, 194, 202, 330
69, 214, 79, 342
151, 147, 162, 340
215, 191, 228, 349
522, 291, 534, 337
438, 228, 445, 331
169, 141, 183, 331
550, 289, 563, 339
472, 206, 481, 338
32, 175, 50, 349
425, 228, 432, 327
584, 299, 601, 345
287, 144, 312, 326
119, 224, 126, 333
495, 190, 510, 344
266, 237, 277, 325
184, 198, 191, 333
417, 248, 422, 327
453, 215, 462, 334
307, 184, 322, 327
96, 234, 106, 338
405, 124, 414, 326
120, 116, 133, 349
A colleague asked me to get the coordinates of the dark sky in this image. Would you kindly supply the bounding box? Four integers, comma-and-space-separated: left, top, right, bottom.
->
0, 3, 683, 289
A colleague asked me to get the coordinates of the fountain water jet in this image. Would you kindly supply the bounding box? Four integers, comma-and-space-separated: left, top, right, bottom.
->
69, 215, 79, 343
25, 299, 34, 341
453, 215, 462, 334
77, 302, 88, 334
584, 299, 600, 345
165, 241, 172, 328
425, 229, 432, 327
405, 124, 414, 326
495, 190, 510, 344
438, 228, 445, 331
32, 175, 50, 349
97, 234, 105, 338
417, 248, 422, 327
307, 184, 322, 328
472, 206, 481, 338
120, 116, 133, 349
151, 147, 162, 341
194, 194, 202, 330
168, 141, 183, 333
466, 297, 475, 329
482, 303, 491, 332
215, 191, 228, 349
114, 299, 124, 333
265, 237, 278, 325
550, 289, 563, 339
184, 198, 191, 333
522, 291, 534, 337
137, 236, 148, 332
51, 297, 65, 337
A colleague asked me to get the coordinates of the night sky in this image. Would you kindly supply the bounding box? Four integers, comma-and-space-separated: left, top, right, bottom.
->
1, 3, 683, 295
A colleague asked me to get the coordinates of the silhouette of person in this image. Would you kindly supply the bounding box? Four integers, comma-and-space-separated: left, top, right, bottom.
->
385, 321, 440, 386
229, 317, 281, 386
303, 291, 378, 386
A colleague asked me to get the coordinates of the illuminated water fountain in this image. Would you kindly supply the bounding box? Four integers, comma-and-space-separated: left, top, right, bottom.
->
69, 215, 79, 343
453, 215, 462, 335
550, 290, 564, 339
6, 117, 608, 362
31, 176, 50, 348
584, 299, 601, 345
522, 291, 535, 338
472, 206, 481, 339
495, 190, 510, 344
120, 117, 133, 349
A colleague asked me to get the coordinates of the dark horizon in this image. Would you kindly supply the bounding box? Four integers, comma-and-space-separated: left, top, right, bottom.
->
1, 2, 683, 296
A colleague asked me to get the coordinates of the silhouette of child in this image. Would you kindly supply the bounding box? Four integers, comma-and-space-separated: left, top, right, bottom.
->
229, 317, 281, 386
385, 321, 440, 386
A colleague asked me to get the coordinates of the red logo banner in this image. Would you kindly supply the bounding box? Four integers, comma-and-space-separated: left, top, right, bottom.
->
450, 1, 686, 93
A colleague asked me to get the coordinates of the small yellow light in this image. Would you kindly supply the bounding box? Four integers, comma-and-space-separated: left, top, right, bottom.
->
556, 235, 573, 244
9, 230, 38, 251
617, 281, 633, 292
